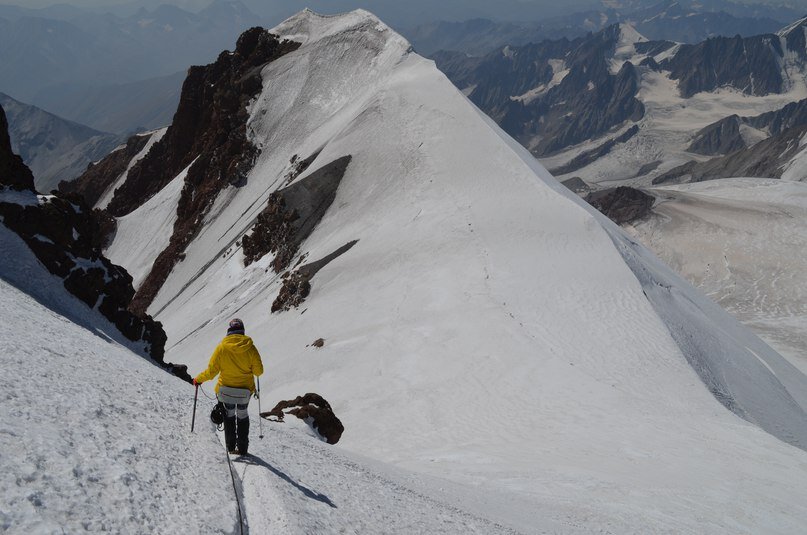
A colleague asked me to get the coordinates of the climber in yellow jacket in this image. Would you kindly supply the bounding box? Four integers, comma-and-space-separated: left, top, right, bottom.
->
194, 318, 264, 455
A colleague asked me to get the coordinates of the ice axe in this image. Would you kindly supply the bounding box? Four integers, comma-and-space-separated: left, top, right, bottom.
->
191, 383, 199, 433
256, 376, 264, 439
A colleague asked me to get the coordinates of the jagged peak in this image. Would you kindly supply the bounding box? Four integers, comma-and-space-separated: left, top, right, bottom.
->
617, 22, 648, 45
777, 15, 807, 36
271, 8, 410, 52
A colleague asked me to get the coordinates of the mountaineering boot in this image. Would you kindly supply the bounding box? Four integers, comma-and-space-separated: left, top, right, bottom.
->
236, 416, 250, 455
224, 416, 237, 452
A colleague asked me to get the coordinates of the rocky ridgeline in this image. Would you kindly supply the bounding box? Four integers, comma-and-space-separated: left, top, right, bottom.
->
0, 105, 188, 380
262, 393, 344, 444
59, 131, 153, 207
69, 27, 301, 315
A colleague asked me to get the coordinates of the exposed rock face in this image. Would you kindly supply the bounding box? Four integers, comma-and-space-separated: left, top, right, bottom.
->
271, 240, 358, 313
60, 132, 153, 207
242, 155, 352, 271
271, 270, 311, 313
587, 186, 654, 224
0, 104, 186, 380
550, 125, 639, 175
662, 34, 784, 98
655, 126, 807, 184
262, 393, 344, 444
687, 115, 746, 155
0, 105, 34, 191
99, 28, 302, 314
746, 98, 807, 135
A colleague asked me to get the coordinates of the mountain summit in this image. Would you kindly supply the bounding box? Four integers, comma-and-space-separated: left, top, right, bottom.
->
65, 10, 807, 532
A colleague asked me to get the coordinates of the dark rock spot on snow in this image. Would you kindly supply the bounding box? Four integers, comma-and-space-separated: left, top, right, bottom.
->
311, 338, 325, 348
271, 240, 358, 313
262, 393, 344, 444
271, 270, 311, 313
587, 186, 654, 225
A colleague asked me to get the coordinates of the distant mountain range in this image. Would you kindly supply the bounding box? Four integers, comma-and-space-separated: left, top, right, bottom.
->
409, 0, 797, 56
435, 15, 807, 187
0, 92, 122, 192
0, 0, 260, 127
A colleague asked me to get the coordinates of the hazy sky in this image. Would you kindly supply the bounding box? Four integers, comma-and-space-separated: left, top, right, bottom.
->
0, 0, 605, 25
1, 0, 805, 27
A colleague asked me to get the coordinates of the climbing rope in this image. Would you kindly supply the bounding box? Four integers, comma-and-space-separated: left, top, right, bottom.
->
199, 383, 247, 534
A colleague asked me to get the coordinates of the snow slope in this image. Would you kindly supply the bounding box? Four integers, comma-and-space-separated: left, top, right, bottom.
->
102, 10, 807, 532
628, 178, 807, 375
0, 222, 524, 534
0, 224, 235, 533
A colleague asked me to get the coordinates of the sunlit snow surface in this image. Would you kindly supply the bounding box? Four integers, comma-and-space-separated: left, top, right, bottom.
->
0, 224, 512, 534
94, 9, 807, 533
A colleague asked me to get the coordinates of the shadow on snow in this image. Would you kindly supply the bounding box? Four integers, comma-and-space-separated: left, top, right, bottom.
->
234, 453, 337, 509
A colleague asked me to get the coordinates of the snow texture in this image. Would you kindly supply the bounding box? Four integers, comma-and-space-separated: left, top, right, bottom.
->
96, 9, 807, 533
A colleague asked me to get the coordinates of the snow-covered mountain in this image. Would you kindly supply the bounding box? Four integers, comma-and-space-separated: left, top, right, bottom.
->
58, 9, 807, 532
0, 92, 122, 192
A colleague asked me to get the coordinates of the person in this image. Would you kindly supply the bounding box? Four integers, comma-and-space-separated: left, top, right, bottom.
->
194, 318, 264, 455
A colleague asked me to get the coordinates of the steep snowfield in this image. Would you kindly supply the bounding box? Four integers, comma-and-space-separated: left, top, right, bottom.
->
629, 178, 807, 375
0, 223, 517, 533
0, 224, 235, 533
101, 10, 807, 532
96, 128, 167, 210
105, 160, 189, 288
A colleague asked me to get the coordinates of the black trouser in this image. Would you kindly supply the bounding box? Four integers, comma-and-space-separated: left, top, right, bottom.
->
222, 402, 250, 453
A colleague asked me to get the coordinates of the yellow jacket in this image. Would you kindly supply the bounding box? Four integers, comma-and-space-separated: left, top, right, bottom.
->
195, 334, 264, 393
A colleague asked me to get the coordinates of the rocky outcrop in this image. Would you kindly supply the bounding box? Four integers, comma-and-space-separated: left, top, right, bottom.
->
687, 115, 746, 155
104, 28, 302, 315
271, 270, 311, 313
662, 34, 784, 98
242, 155, 352, 271
0, 104, 186, 380
60, 131, 153, 207
0, 104, 34, 191
262, 393, 344, 444
587, 186, 654, 224
271, 240, 358, 313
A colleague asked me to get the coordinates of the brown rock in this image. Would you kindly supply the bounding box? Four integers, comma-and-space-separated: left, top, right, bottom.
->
311, 338, 325, 348
261, 393, 344, 444
60, 132, 152, 207
587, 186, 654, 225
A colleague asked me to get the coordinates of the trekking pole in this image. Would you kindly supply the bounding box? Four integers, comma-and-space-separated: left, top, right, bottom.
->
191, 383, 199, 433
257, 376, 264, 439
